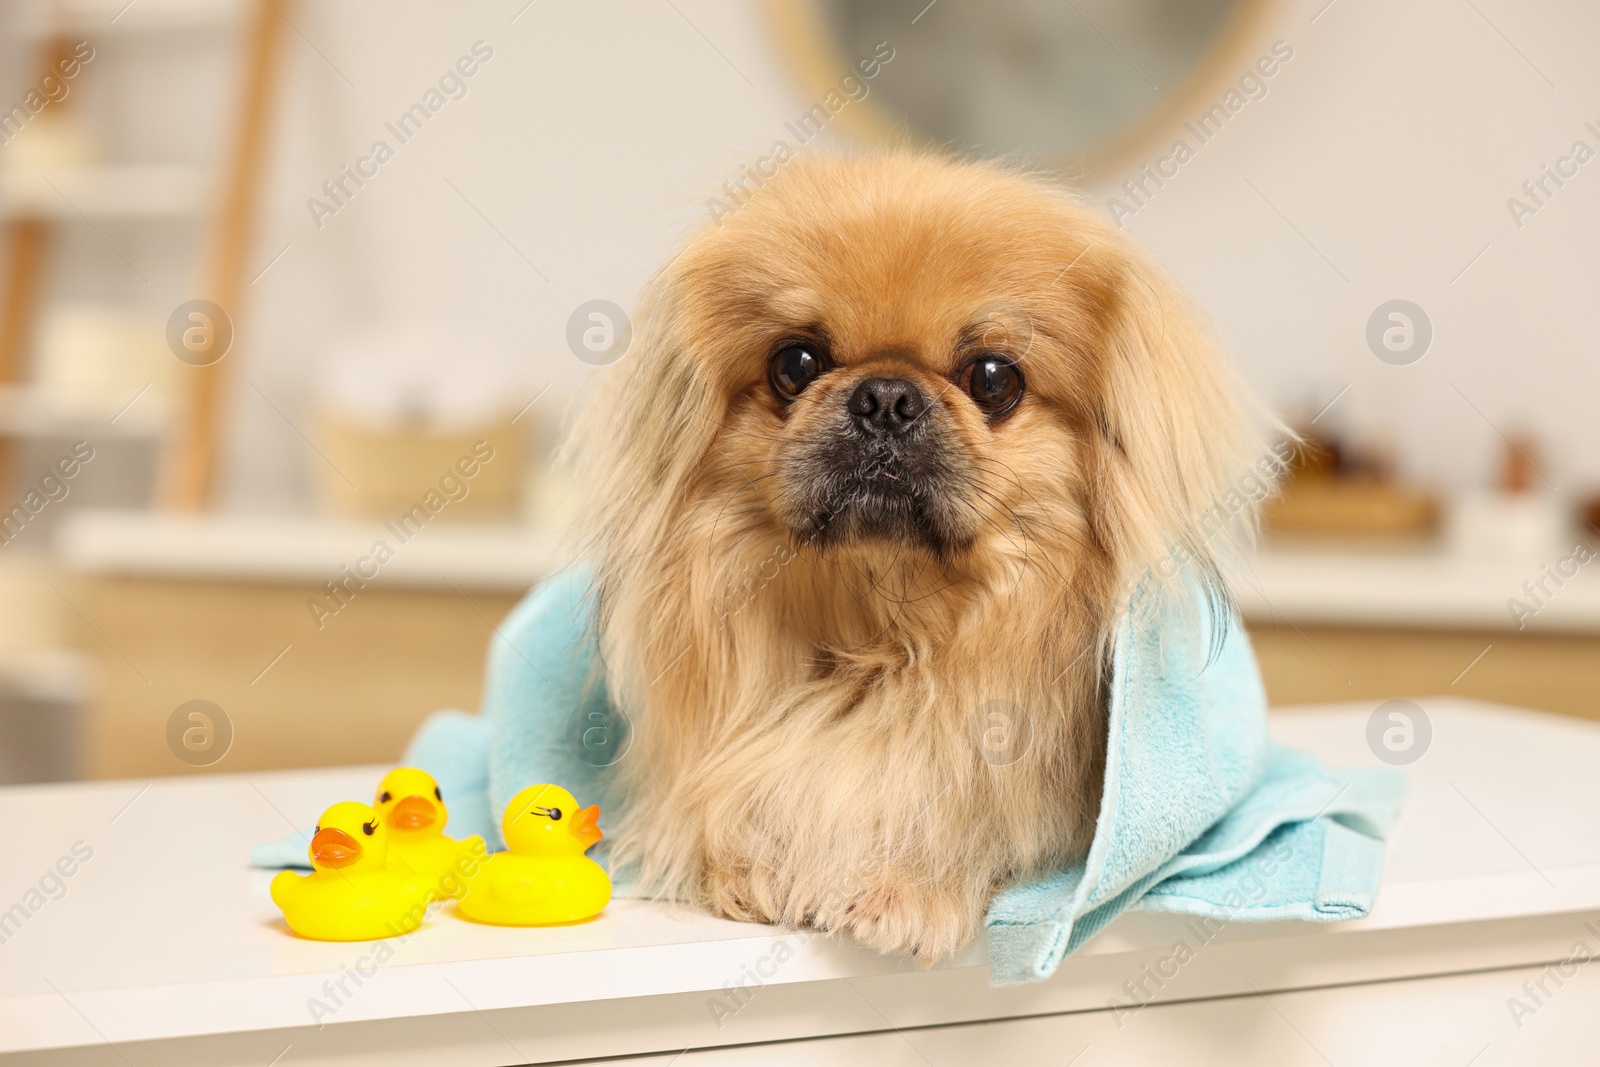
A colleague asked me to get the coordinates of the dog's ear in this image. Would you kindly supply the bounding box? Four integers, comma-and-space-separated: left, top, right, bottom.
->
569, 267, 710, 523
1081, 241, 1280, 622
561, 257, 726, 640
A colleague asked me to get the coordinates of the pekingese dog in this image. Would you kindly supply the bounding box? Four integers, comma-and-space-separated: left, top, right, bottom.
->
572, 153, 1264, 961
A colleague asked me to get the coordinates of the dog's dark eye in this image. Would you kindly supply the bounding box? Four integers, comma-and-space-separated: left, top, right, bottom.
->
967, 356, 1023, 416
768, 343, 827, 401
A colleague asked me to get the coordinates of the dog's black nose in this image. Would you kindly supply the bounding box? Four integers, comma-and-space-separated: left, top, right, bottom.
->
847, 378, 926, 437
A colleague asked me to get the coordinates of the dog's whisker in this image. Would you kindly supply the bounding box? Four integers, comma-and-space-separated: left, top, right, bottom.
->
689, 408, 787, 446
703, 471, 781, 546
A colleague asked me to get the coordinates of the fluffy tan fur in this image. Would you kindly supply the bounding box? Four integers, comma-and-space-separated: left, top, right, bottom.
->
569, 152, 1265, 960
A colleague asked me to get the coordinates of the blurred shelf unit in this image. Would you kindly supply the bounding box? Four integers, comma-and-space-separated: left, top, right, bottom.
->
0, 164, 208, 220
0, 647, 90, 783
55, 509, 557, 779
0, 0, 251, 518
0, 383, 165, 438
58, 508, 561, 591
1235, 545, 1600, 635
1240, 543, 1600, 722
0, 647, 90, 706
21, 0, 242, 38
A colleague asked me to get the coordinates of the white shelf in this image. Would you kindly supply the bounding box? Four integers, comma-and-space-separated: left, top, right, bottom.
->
57, 508, 563, 591
1, 699, 1596, 1059
26, 0, 242, 36
54, 509, 1600, 630
0, 385, 167, 439
0, 648, 90, 705
0, 164, 207, 220
1234, 543, 1600, 635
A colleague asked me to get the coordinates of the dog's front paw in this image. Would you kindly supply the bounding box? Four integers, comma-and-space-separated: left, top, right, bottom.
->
827, 879, 983, 963
703, 864, 777, 926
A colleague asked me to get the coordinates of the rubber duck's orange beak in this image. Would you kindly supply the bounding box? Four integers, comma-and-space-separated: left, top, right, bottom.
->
388, 795, 437, 830
571, 804, 602, 848
310, 827, 362, 869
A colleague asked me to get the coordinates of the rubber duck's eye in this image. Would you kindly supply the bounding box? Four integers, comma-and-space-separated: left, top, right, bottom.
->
378, 791, 392, 804
434, 786, 443, 800
362, 820, 377, 836
313, 825, 320, 834
548, 807, 562, 821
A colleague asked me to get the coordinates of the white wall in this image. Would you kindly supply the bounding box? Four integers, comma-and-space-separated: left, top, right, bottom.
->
1112, 0, 1600, 496
231, 0, 816, 510
17, 0, 1598, 510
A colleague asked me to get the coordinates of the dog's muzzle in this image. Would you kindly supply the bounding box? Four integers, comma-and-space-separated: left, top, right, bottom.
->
790, 380, 967, 554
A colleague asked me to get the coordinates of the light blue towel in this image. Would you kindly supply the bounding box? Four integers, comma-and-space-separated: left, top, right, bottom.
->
985, 592, 1402, 982
253, 565, 1402, 985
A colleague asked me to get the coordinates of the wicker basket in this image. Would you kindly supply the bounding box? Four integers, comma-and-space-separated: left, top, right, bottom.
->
312, 408, 523, 522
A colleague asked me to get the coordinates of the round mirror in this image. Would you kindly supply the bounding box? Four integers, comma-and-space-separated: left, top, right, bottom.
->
766, 0, 1277, 173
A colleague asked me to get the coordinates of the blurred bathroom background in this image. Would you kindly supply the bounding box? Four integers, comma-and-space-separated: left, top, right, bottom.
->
0, 0, 1595, 783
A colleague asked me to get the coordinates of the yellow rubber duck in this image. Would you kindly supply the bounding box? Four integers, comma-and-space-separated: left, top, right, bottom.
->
270, 801, 435, 941
457, 784, 612, 926
372, 767, 486, 897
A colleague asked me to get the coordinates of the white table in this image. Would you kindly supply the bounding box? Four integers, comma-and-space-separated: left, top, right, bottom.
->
3, 699, 1599, 1066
